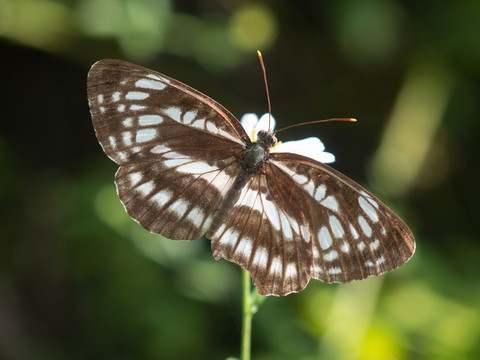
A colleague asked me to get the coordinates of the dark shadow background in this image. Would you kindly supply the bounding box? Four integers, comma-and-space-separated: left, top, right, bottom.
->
1, 1, 479, 359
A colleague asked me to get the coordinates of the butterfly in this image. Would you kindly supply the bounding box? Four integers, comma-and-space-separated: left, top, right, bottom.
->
87, 59, 415, 296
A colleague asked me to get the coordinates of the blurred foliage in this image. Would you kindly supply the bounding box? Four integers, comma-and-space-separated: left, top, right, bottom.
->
1, 0, 480, 359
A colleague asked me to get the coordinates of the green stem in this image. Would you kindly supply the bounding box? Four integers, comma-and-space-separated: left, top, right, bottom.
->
241, 269, 252, 360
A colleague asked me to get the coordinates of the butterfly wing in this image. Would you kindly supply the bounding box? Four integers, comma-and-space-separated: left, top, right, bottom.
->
87, 59, 249, 240
209, 152, 415, 296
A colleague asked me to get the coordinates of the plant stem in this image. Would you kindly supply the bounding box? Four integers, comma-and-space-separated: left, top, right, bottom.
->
241, 269, 252, 360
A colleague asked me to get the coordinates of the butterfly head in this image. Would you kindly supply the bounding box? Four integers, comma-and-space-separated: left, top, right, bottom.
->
256, 130, 277, 150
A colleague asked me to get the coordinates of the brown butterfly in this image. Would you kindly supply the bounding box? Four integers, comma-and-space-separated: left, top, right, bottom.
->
87, 59, 415, 296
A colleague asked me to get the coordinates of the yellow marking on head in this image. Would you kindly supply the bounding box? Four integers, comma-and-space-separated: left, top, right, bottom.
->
251, 129, 257, 142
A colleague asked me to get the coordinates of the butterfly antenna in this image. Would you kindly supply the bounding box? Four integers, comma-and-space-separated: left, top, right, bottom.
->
257, 50, 272, 131
274, 118, 357, 135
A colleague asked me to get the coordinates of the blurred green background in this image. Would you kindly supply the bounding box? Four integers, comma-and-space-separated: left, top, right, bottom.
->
1, 0, 479, 359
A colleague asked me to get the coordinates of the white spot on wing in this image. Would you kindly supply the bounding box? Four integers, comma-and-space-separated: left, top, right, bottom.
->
303, 181, 315, 196
321, 196, 339, 211
235, 238, 253, 260
293, 174, 308, 184
191, 118, 206, 130
151, 189, 173, 206
199, 169, 234, 193
122, 131, 132, 146
340, 242, 350, 253
185, 207, 204, 228
112, 91, 121, 102
274, 163, 297, 178
203, 215, 213, 229
318, 226, 332, 249
97, 94, 104, 103
146, 74, 166, 82
237, 187, 257, 209
183, 110, 197, 124
313, 264, 324, 275
126, 91, 150, 100
136, 180, 154, 196
358, 215, 372, 237
164, 157, 192, 168
252, 247, 268, 268
170, 198, 189, 216
300, 225, 311, 243
165, 107, 182, 122
349, 223, 359, 239
360, 191, 380, 209
368, 197, 380, 209
116, 151, 127, 160
129, 172, 142, 186
109, 136, 117, 149
270, 256, 283, 275
285, 264, 297, 279
285, 214, 300, 237
123, 117, 133, 127
118, 104, 125, 112
370, 239, 380, 251
328, 267, 342, 275
136, 78, 166, 90
130, 105, 145, 111
206, 122, 217, 133
324, 250, 338, 262
221, 228, 239, 248
279, 212, 293, 240
357, 242, 366, 251
151, 144, 171, 154
262, 198, 281, 231
216, 128, 243, 144
329, 215, 344, 238
359, 196, 379, 222
314, 185, 326, 201
176, 161, 219, 174
139, 115, 163, 126
136, 128, 157, 143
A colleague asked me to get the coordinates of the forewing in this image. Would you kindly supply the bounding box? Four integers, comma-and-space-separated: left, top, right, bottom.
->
87, 59, 249, 165
87, 59, 248, 240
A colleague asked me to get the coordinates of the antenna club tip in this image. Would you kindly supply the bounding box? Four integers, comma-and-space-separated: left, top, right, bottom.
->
350, 118, 357, 122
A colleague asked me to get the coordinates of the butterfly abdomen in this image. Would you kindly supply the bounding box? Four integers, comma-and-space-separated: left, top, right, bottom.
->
208, 171, 254, 236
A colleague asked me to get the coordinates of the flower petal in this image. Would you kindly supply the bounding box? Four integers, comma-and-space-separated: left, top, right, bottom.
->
240, 113, 259, 136
256, 113, 276, 133
275, 137, 335, 163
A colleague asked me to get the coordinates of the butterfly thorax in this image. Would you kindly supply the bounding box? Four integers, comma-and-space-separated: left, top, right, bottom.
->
241, 130, 277, 173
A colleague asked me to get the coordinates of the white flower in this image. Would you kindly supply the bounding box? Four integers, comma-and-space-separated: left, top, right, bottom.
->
240, 113, 335, 163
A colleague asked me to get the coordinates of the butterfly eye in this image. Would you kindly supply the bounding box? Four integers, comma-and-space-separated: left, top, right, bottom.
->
257, 130, 266, 137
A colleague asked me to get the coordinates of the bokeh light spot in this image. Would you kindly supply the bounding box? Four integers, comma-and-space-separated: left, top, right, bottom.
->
0, 0, 70, 49
77, 0, 171, 61
77, 0, 124, 36
371, 61, 452, 196
334, 0, 403, 65
229, 5, 278, 52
